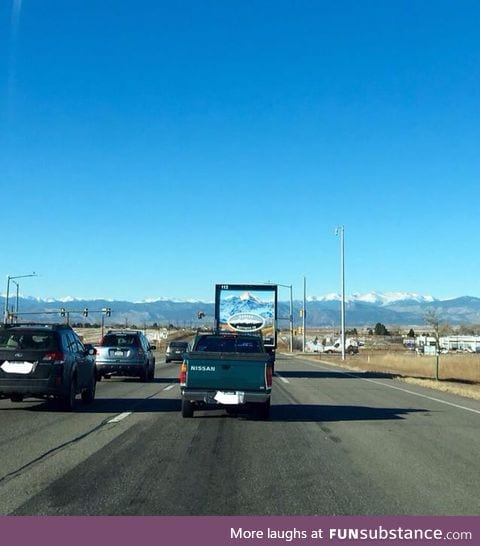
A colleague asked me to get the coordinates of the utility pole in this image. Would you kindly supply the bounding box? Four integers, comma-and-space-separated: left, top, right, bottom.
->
303, 276, 306, 352
336, 226, 346, 361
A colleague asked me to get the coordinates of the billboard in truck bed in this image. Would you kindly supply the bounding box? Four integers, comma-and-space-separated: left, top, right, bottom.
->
214, 284, 278, 349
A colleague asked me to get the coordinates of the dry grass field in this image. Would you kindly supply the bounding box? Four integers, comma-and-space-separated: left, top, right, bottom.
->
314, 350, 480, 400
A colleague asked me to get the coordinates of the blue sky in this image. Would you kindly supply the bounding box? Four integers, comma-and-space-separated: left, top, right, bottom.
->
1, 0, 479, 302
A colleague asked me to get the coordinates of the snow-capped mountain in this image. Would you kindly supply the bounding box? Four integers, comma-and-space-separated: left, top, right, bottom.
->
219, 292, 274, 322
2, 292, 480, 326
310, 292, 437, 306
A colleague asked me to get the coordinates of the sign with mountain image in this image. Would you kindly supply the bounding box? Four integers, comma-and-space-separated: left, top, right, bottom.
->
215, 284, 278, 348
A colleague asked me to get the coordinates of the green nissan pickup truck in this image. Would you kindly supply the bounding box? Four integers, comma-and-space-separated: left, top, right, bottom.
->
179, 332, 273, 419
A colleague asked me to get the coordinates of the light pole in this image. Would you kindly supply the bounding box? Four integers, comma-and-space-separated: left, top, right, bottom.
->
11, 279, 19, 315
335, 226, 346, 361
303, 276, 306, 352
278, 283, 293, 352
4, 272, 37, 323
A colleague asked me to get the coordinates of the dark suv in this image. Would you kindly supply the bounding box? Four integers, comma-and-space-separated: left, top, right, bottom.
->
0, 323, 96, 410
95, 330, 156, 381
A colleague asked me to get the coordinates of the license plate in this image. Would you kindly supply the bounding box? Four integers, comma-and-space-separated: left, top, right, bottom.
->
1, 361, 34, 374
114, 350, 124, 357
214, 391, 245, 405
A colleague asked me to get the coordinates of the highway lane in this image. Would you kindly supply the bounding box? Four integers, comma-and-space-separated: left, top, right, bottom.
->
0, 354, 479, 515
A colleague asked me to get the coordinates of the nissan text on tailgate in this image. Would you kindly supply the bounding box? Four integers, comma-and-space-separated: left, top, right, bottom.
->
179, 333, 272, 419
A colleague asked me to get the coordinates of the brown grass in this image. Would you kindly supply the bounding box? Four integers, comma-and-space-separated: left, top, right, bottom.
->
307, 350, 480, 401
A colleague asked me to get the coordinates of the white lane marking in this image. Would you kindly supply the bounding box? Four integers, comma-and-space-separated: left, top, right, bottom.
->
360, 376, 480, 415
108, 412, 132, 423
309, 358, 480, 416
107, 385, 176, 422
275, 373, 289, 384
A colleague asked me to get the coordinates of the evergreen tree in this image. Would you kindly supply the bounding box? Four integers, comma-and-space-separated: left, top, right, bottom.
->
374, 322, 389, 335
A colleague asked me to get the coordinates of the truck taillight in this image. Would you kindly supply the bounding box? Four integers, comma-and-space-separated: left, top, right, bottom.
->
180, 362, 187, 385
266, 364, 272, 387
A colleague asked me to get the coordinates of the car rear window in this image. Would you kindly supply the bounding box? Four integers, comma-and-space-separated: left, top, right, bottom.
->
101, 334, 139, 347
0, 330, 57, 351
169, 342, 188, 349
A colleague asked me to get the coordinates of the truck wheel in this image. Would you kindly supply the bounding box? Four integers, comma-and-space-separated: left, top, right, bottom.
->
256, 399, 270, 420
10, 394, 24, 402
181, 398, 194, 418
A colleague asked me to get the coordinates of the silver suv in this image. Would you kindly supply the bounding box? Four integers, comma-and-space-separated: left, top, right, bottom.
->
95, 330, 156, 381
165, 341, 189, 363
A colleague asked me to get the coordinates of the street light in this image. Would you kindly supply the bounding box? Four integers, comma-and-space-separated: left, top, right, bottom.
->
335, 226, 346, 361
278, 283, 293, 352
10, 279, 19, 315
4, 272, 37, 323
303, 276, 307, 352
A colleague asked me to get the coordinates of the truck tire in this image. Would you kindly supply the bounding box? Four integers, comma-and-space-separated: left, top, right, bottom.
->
181, 398, 194, 418
256, 399, 270, 420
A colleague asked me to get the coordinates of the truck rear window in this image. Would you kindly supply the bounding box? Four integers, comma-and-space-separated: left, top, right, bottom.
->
194, 336, 262, 353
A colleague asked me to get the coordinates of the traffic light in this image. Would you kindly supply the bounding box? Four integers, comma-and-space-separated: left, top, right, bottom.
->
106, 307, 111, 317
60, 308, 66, 317
83, 308, 88, 317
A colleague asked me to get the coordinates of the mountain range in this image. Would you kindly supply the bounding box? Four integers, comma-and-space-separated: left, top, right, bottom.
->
2, 292, 480, 327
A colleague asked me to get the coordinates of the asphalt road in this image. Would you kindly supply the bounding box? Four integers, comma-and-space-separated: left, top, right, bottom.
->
0, 353, 479, 515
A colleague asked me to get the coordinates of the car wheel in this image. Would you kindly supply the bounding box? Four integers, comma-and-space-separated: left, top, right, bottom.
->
61, 376, 77, 411
81, 373, 96, 404
181, 398, 194, 418
140, 365, 149, 382
10, 394, 24, 402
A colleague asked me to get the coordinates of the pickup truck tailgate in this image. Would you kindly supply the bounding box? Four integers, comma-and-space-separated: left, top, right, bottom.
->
185, 352, 270, 391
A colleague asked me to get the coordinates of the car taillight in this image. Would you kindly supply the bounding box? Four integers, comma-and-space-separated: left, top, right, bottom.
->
43, 351, 65, 362
179, 362, 187, 385
266, 364, 272, 388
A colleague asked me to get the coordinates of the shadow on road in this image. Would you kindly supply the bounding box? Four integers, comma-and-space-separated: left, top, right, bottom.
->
3, 398, 427, 421
1, 397, 181, 414
269, 404, 426, 422
277, 370, 395, 380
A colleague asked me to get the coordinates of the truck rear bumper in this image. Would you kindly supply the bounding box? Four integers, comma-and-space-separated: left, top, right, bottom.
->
181, 389, 270, 405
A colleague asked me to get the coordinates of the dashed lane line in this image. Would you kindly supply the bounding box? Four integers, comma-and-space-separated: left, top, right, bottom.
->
107, 383, 176, 423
